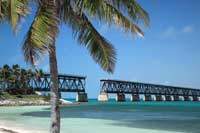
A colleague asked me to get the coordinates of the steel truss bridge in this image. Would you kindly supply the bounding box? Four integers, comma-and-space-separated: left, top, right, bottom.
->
0, 73, 86, 93
100, 79, 200, 97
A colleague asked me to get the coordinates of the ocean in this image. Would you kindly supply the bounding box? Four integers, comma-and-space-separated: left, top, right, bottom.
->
0, 99, 200, 133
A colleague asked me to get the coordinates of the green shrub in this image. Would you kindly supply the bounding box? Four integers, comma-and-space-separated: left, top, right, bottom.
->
43, 93, 50, 101
1, 91, 13, 99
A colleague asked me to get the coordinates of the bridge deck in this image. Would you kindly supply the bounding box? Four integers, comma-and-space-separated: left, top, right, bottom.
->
100, 79, 200, 96
0, 73, 86, 93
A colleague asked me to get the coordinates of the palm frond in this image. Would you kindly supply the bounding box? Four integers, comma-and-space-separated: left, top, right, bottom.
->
108, 0, 150, 26
22, 1, 59, 66
73, 0, 104, 20
0, 0, 2, 20
63, 5, 116, 73
0, 0, 9, 21
73, 0, 148, 37
7, 0, 29, 31
103, 1, 144, 37
61, 0, 149, 72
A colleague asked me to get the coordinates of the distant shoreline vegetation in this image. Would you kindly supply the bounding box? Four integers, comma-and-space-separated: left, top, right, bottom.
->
0, 64, 43, 95
0, 64, 50, 106
0, 64, 76, 106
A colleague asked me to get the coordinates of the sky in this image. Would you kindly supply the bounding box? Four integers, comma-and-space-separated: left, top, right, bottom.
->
0, 0, 200, 98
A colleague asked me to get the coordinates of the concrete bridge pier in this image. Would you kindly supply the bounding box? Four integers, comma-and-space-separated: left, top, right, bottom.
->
161, 95, 166, 101
152, 95, 156, 101
98, 92, 109, 102
193, 96, 200, 101
76, 92, 88, 102
183, 96, 193, 101
189, 96, 193, 101
116, 93, 126, 102
130, 94, 140, 101
179, 96, 184, 101
144, 95, 152, 101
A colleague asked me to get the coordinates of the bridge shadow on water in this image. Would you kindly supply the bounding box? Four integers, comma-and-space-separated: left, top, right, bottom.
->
21, 102, 200, 133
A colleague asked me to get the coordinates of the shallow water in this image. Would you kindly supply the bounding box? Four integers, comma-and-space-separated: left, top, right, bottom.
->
0, 100, 200, 133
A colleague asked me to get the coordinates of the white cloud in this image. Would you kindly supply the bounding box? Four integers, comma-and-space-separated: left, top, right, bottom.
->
162, 26, 177, 38
162, 25, 193, 38
182, 26, 193, 33
164, 81, 170, 85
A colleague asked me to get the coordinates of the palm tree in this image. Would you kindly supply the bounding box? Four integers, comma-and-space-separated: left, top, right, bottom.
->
2, 64, 12, 89
0, 66, 4, 89
12, 64, 21, 89
1, 1, 149, 133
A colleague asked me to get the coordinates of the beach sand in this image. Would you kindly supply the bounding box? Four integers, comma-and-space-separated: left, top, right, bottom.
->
0, 126, 45, 133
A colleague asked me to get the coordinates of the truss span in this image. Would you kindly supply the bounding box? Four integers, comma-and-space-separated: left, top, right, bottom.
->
100, 79, 200, 96
0, 73, 86, 92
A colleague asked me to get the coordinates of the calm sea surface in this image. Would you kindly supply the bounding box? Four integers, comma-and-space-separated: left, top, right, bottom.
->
0, 99, 200, 133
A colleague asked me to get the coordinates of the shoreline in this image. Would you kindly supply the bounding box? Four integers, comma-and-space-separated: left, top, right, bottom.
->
0, 100, 49, 106
0, 125, 44, 133
0, 99, 75, 107
0, 126, 19, 133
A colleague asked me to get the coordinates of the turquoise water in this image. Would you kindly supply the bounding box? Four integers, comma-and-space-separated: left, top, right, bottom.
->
1, 100, 200, 133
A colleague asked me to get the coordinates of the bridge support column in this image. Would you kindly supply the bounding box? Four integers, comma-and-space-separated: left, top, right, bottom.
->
183, 96, 192, 101
155, 95, 163, 101
189, 96, 193, 101
179, 96, 184, 101
161, 95, 166, 101
116, 93, 125, 102
165, 95, 173, 101
152, 95, 156, 101
144, 95, 152, 101
193, 96, 200, 101
130, 94, 140, 101
76, 92, 88, 102
98, 92, 108, 102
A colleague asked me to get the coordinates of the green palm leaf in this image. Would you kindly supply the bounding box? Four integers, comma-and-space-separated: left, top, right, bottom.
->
63, 5, 116, 73
108, 0, 150, 26
0, 0, 29, 31
22, 1, 59, 66
73, 0, 149, 37
103, 1, 145, 37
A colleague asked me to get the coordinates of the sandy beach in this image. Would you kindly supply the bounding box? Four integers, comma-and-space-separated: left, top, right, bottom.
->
0, 125, 44, 133
0, 126, 28, 133
0, 127, 18, 133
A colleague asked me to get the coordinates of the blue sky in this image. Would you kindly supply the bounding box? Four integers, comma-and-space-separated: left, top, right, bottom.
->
0, 0, 200, 98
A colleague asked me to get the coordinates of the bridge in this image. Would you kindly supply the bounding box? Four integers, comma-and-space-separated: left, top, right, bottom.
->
0, 73, 88, 102
98, 79, 200, 102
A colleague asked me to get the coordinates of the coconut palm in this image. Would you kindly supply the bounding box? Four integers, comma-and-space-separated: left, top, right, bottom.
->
1, 0, 149, 133
2, 64, 12, 89
12, 64, 21, 88
0, 66, 4, 89
0, 67, 3, 82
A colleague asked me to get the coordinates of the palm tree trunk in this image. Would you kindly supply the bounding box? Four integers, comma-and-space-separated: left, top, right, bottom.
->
0, 0, 1, 18
49, 41, 60, 133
